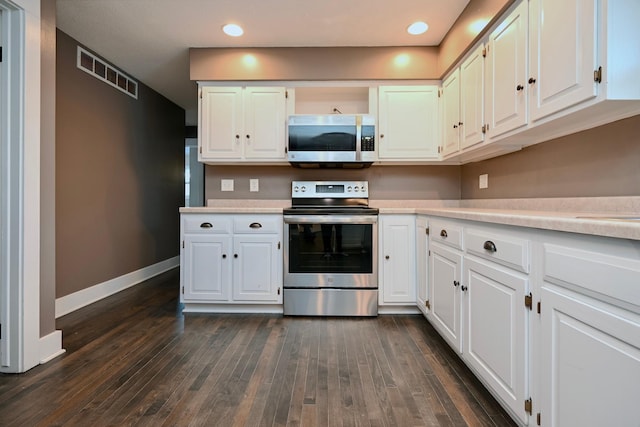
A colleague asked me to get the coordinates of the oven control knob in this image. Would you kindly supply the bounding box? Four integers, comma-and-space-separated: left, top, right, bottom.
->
354, 186, 359, 192
301, 186, 306, 192
294, 186, 299, 192
347, 186, 352, 192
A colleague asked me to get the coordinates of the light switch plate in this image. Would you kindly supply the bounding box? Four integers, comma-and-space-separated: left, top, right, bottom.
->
479, 174, 489, 189
221, 179, 234, 192
250, 179, 259, 192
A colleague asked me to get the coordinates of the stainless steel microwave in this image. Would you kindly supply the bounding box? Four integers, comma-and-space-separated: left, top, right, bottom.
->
287, 114, 376, 167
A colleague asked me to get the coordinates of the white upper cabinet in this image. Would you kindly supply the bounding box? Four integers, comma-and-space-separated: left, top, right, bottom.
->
528, 0, 598, 121
199, 86, 287, 163
243, 87, 288, 160
485, 0, 528, 138
199, 87, 244, 160
526, 0, 640, 128
441, 70, 461, 157
460, 44, 486, 150
445, 0, 640, 162
378, 86, 440, 160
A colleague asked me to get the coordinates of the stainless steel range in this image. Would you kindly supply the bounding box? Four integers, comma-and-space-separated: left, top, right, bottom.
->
283, 181, 378, 316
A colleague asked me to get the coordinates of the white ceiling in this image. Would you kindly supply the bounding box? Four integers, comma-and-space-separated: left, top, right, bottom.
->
56, 0, 470, 120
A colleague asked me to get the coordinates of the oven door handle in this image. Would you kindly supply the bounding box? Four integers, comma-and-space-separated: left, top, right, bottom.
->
284, 215, 378, 225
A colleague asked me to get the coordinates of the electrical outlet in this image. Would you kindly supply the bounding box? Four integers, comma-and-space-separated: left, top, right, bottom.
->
479, 174, 489, 189
250, 179, 259, 192
221, 179, 234, 192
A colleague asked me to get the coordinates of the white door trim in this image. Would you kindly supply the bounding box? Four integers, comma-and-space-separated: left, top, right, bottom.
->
0, 0, 43, 373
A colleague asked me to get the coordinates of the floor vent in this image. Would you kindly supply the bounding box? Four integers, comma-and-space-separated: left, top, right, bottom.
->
77, 46, 138, 99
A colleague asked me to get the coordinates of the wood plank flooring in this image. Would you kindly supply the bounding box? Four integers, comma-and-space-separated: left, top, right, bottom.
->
0, 269, 516, 426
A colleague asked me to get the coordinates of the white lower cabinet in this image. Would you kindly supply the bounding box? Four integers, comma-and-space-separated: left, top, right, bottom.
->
538, 235, 640, 427
463, 257, 529, 424
379, 215, 416, 306
539, 285, 640, 427
428, 219, 464, 351
428, 218, 532, 425
180, 213, 283, 308
232, 234, 281, 302
182, 234, 232, 301
429, 242, 463, 352
415, 216, 429, 316
424, 216, 640, 427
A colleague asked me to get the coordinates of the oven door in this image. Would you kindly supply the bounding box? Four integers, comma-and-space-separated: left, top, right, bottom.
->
284, 214, 378, 288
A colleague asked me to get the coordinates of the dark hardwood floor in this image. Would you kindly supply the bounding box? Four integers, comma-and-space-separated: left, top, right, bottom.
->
0, 269, 516, 426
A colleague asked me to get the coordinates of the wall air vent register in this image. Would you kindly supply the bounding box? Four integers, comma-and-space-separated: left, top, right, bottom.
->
76, 46, 138, 99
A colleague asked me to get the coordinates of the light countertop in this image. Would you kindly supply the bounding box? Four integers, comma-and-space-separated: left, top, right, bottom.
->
180, 197, 640, 241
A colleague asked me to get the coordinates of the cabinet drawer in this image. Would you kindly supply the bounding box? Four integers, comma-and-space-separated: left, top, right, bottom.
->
465, 228, 530, 273
233, 216, 281, 234
544, 243, 640, 309
430, 219, 463, 250
183, 215, 232, 234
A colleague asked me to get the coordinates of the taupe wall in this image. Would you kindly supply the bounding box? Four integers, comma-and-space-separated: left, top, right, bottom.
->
40, 0, 56, 336
56, 30, 185, 298
461, 115, 640, 199
190, 0, 513, 82
191, 47, 440, 81
205, 166, 461, 201
205, 115, 640, 203
438, 0, 514, 75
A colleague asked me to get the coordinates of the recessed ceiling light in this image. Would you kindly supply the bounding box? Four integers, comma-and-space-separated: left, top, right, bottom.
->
222, 23, 244, 37
407, 21, 429, 35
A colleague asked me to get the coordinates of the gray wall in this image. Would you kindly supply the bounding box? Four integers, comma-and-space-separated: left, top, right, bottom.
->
461, 115, 640, 199
205, 165, 461, 201
56, 30, 185, 298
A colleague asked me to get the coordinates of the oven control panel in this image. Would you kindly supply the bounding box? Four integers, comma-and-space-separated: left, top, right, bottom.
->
291, 181, 369, 198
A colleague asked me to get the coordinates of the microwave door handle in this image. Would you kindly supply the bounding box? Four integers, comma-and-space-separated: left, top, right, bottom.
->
355, 115, 362, 161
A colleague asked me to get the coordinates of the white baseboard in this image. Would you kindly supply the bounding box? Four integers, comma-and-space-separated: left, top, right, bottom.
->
377, 305, 421, 315
40, 330, 65, 364
55, 256, 179, 318
182, 303, 284, 314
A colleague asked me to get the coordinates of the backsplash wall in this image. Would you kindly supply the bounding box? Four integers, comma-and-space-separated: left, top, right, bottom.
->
461, 115, 640, 199
205, 114, 640, 203
205, 165, 461, 202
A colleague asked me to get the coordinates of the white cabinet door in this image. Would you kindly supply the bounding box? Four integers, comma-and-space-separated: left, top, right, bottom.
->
529, 0, 598, 121
429, 242, 462, 352
416, 217, 429, 316
243, 87, 286, 160
442, 70, 461, 156
232, 234, 282, 302
486, 0, 528, 138
464, 257, 529, 425
183, 234, 232, 301
380, 215, 416, 304
378, 86, 439, 159
199, 87, 243, 160
199, 86, 287, 162
460, 45, 485, 150
540, 284, 640, 427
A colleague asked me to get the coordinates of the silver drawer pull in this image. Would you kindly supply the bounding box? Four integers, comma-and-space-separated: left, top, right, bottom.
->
483, 240, 497, 252
249, 222, 262, 229
440, 229, 448, 238
200, 222, 213, 229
